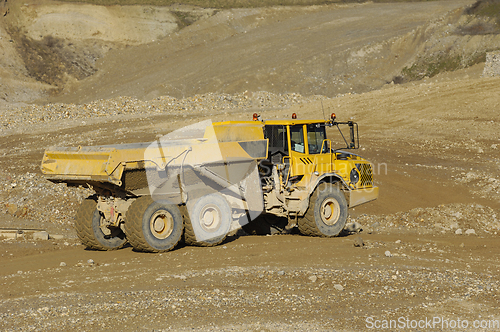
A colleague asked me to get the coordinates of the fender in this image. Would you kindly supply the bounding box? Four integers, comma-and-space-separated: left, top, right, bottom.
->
293, 173, 348, 216
307, 173, 348, 195
307, 172, 379, 208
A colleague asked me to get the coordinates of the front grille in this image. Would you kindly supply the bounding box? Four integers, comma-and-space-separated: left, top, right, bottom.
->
356, 163, 373, 187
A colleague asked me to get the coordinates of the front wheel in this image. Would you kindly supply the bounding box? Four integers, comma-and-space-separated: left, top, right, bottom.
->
298, 183, 348, 237
75, 196, 127, 250
125, 196, 183, 253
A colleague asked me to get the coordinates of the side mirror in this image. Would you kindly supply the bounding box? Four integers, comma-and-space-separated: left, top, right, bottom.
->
348, 122, 359, 149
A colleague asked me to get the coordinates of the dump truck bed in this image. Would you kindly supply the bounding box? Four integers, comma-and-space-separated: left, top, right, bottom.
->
41, 143, 149, 186
41, 121, 268, 193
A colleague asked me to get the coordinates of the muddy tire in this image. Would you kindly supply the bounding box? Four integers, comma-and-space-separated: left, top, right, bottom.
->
125, 196, 183, 253
298, 183, 348, 237
183, 193, 231, 247
75, 196, 127, 250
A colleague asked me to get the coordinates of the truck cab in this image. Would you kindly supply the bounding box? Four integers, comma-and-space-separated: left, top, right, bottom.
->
257, 113, 378, 235
262, 114, 375, 194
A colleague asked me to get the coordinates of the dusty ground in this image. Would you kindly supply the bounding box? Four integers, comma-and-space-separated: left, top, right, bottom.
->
0, 0, 499, 331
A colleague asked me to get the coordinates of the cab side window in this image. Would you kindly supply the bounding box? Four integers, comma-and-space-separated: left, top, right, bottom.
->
290, 125, 305, 153
307, 124, 327, 154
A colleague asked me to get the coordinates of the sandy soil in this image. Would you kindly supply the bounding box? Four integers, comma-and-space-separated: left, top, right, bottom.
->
1, 69, 499, 330
0, 0, 499, 331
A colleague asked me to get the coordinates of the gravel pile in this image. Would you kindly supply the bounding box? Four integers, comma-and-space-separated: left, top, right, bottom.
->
455, 169, 500, 203
353, 203, 500, 236
0, 170, 92, 230
0, 92, 329, 132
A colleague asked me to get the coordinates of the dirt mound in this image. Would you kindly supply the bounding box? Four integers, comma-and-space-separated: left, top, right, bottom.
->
7, 32, 106, 89
1, 0, 487, 109
0, 3, 49, 108
51, 1, 479, 104
0, 0, 213, 105
19, 3, 179, 43
398, 1, 500, 82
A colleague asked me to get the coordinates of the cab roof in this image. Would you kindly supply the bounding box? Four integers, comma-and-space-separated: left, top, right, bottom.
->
214, 119, 332, 126
263, 119, 332, 126
214, 118, 333, 127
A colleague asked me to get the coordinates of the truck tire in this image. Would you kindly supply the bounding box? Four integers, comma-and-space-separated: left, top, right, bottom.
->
125, 196, 183, 253
298, 183, 348, 237
183, 193, 231, 247
75, 196, 127, 251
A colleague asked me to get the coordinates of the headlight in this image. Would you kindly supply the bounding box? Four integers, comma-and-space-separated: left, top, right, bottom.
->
350, 168, 360, 184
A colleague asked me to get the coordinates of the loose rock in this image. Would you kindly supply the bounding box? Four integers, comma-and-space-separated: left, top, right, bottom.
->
334, 284, 344, 291
465, 229, 476, 235
345, 222, 363, 233
353, 236, 364, 247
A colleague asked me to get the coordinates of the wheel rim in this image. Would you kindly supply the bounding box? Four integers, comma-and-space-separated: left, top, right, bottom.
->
199, 204, 222, 233
149, 210, 174, 239
320, 198, 341, 226
99, 214, 112, 236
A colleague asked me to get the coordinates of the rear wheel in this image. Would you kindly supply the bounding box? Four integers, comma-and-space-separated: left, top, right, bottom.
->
75, 196, 127, 250
184, 193, 231, 247
298, 183, 348, 237
125, 196, 183, 252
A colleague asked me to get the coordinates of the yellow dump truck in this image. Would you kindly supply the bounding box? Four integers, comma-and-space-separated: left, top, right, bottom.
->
41, 114, 378, 252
